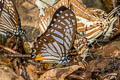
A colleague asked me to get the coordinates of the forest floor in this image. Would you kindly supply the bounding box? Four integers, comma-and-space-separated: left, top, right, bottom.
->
0, 0, 120, 80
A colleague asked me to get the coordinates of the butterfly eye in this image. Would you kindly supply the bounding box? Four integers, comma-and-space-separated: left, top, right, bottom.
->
34, 6, 77, 64
0, 0, 27, 42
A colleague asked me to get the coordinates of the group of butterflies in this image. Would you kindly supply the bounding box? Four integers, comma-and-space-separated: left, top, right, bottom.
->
0, 0, 120, 64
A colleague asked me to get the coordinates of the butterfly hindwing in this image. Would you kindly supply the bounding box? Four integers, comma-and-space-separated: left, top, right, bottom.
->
0, 0, 4, 16
47, 6, 68, 29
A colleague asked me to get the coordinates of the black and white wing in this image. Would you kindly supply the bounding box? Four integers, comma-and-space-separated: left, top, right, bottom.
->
34, 6, 77, 64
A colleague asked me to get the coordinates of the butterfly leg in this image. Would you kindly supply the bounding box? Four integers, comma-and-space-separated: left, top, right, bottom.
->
82, 52, 94, 65
91, 39, 107, 49
16, 37, 20, 46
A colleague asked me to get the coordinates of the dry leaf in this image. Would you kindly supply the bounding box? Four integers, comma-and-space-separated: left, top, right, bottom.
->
26, 64, 38, 80
39, 65, 84, 80
0, 65, 24, 80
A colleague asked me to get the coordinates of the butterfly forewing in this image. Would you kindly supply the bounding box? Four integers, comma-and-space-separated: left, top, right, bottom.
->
4, 0, 20, 26
34, 6, 76, 64
0, 0, 4, 16
0, 0, 22, 37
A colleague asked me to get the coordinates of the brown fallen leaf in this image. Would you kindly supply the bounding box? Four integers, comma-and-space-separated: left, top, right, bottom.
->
39, 65, 85, 80
0, 65, 24, 80
26, 64, 38, 80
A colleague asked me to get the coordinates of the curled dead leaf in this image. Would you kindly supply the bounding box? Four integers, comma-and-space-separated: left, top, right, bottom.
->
26, 64, 38, 80
112, 50, 120, 57
0, 65, 24, 80
39, 65, 85, 80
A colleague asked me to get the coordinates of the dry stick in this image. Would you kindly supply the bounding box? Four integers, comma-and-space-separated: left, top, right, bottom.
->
0, 44, 31, 58
67, 74, 85, 80
0, 45, 41, 66
0, 44, 19, 54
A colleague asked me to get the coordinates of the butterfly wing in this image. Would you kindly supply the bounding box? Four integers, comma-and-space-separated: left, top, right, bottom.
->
0, 0, 21, 36
34, 6, 76, 64
0, 0, 4, 16
38, 0, 69, 34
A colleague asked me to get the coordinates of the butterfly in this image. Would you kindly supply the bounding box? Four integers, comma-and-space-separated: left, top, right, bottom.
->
33, 6, 77, 64
0, 0, 26, 42
71, 0, 120, 60
36, 0, 120, 61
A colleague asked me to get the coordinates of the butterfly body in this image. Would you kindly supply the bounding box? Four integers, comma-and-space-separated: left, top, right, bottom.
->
33, 6, 77, 64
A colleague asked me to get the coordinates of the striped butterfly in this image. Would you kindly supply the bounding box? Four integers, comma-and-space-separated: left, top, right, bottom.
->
33, 6, 77, 64
0, 0, 26, 42
36, 0, 119, 60
70, 0, 106, 57
71, 0, 120, 58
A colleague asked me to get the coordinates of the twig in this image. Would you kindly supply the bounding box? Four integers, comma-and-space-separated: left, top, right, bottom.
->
0, 44, 31, 58
67, 74, 85, 80
0, 44, 21, 55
